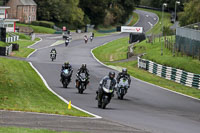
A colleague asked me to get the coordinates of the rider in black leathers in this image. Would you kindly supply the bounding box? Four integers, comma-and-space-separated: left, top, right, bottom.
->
76, 64, 89, 88
50, 48, 57, 58
60, 62, 73, 82
96, 72, 116, 105
116, 68, 131, 86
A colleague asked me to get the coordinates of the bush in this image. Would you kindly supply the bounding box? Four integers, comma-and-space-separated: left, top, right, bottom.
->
31, 21, 55, 28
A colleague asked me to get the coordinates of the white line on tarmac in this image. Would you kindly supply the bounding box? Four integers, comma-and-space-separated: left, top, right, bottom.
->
148, 22, 153, 27
91, 43, 200, 102
29, 62, 102, 119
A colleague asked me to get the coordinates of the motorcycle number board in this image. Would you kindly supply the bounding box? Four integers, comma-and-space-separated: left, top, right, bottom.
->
121, 26, 143, 33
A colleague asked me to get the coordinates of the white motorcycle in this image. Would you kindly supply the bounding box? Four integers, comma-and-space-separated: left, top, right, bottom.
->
116, 77, 129, 100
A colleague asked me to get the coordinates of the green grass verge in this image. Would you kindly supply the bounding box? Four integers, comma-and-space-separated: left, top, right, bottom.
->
105, 61, 200, 99
92, 37, 200, 99
0, 41, 9, 47
134, 36, 200, 74
0, 57, 91, 117
16, 23, 56, 34
137, 8, 172, 34
93, 37, 129, 62
0, 127, 80, 133
127, 12, 139, 26
11, 38, 40, 58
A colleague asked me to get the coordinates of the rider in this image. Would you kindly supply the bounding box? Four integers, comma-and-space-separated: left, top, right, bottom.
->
84, 35, 88, 44
96, 72, 116, 105
60, 62, 73, 82
76, 64, 90, 88
116, 68, 131, 86
50, 48, 57, 58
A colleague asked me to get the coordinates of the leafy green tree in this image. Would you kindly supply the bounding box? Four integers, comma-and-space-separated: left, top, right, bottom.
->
179, 0, 200, 26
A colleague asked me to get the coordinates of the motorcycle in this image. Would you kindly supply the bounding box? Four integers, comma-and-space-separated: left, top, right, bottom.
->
61, 69, 72, 88
116, 77, 129, 100
76, 73, 88, 94
65, 39, 69, 47
98, 79, 114, 109
90, 36, 93, 42
50, 52, 56, 61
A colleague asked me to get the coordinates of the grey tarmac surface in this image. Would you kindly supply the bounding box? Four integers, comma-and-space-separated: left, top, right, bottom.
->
0, 111, 148, 133
1, 10, 200, 133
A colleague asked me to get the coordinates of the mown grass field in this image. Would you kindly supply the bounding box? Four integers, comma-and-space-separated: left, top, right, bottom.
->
0, 57, 91, 117
137, 8, 172, 34
0, 127, 80, 133
16, 23, 56, 34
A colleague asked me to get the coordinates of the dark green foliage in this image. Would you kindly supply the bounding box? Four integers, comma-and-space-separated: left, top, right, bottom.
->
163, 26, 175, 36
179, 0, 200, 26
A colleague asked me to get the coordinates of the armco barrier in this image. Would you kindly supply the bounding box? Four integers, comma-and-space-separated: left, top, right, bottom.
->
138, 56, 200, 89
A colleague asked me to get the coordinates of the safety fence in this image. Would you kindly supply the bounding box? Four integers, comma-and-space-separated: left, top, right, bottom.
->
138, 56, 200, 89
6, 35, 19, 43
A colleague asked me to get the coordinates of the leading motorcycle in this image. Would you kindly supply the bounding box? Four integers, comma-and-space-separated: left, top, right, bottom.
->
97, 79, 114, 109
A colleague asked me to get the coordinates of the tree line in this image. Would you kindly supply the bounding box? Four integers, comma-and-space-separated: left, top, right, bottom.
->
34, 0, 140, 29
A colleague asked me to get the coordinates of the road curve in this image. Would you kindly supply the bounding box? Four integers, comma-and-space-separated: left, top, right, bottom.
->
28, 10, 200, 133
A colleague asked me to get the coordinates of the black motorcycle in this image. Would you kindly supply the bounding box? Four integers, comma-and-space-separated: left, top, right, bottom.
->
65, 39, 69, 47
61, 69, 72, 88
116, 77, 129, 100
50, 52, 56, 61
76, 73, 88, 94
97, 80, 114, 109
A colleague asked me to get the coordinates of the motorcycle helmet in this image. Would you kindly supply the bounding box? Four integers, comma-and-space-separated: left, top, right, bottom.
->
64, 62, 69, 67
109, 72, 115, 79
81, 63, 86, 69
122, 68, 127, 74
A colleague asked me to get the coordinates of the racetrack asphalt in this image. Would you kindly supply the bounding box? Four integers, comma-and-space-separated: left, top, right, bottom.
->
1, 9, 200, 133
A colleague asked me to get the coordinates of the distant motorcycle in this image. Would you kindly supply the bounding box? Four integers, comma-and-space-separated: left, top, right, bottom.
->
76, 73, 88, 94
65, 39, 69, 47
61, 69, 72, 88
116, 77, 129, 100
98, 79, 114, 109
90, 36, 93, 42
50, 52, 56, 61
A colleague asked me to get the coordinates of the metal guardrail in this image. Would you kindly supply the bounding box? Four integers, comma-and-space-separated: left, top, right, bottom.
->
138, 56, 200, 89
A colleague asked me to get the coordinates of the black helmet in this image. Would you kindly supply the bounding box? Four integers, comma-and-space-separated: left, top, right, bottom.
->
109, 72, 115, 79
81, 63, 86, 69
122, 68, 127, 74
64, 62, 69, 66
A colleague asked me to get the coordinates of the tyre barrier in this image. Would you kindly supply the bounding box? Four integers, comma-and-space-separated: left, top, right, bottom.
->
138, 56, 200, 89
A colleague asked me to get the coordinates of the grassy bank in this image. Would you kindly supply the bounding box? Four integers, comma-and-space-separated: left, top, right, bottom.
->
134, 36, 200, 74
0, 127, 78, 133
10, 33, 41, 58
127, 12, 139, 26
137, 8, 172, 34
0, 41, 9, 47
0, 57, 91, 117
93, 37, 129, 61
92, 36, 200, 99
16, 23, 56, 34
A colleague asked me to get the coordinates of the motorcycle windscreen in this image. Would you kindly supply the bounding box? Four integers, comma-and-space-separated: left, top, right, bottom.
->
118, 78, 129, 87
